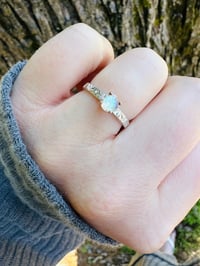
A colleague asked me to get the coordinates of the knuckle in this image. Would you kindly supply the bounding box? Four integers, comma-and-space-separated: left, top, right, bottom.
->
70, 23, 102, 41
174, 76, 200, 105
169, 76, 200, 121
129, 47, 163, 61
128, 47, 168, 77
69, 23, 113, 57
184, 78, 200, 102
70, 22, 92, 31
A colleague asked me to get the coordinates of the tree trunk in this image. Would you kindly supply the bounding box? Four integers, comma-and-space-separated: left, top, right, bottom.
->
0, 1, 200, 77
0, 1, 200, 262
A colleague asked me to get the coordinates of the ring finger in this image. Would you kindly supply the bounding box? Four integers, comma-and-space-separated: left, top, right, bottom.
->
59, 48, 168, 141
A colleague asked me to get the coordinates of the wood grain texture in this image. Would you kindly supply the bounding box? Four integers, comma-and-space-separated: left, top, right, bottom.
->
0, 1, 199, 77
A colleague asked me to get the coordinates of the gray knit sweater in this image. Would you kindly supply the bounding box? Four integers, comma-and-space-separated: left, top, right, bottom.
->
0, 62, 115, 266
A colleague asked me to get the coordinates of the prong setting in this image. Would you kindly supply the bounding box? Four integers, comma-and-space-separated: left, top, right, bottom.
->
83, 82, 129, 128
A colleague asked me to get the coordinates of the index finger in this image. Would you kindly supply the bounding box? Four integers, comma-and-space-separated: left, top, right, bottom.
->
12, 23, 114, 105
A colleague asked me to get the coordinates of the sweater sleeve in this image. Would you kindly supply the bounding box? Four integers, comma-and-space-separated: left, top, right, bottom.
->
0, 62, 117, 265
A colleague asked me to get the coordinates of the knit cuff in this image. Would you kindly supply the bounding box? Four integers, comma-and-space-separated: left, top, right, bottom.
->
0, 62, 117, 246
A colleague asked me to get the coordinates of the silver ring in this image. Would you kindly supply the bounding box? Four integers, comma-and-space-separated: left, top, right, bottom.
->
83, 82, 129, 128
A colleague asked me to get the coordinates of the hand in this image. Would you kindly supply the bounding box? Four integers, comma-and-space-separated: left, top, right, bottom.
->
11, 23, 200, 253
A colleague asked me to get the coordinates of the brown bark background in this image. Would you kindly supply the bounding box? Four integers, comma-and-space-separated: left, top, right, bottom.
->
0, 0, 200, 77
0, 1, 200, 263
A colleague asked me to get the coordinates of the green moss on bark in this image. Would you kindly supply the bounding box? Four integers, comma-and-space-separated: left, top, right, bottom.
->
176, 201, 200, 260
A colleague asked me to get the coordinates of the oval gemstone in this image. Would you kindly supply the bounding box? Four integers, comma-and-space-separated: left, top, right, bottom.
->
101, 94, 118, 112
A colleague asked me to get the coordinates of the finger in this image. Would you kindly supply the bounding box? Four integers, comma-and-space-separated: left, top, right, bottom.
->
117, 76, 200, 187
58, 48, 168, 140
12, 23, 114, 105
159, 141, 200, 229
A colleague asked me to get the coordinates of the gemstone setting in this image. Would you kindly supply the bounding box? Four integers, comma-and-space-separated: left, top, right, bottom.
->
83, 82, 129, 128
101, 94, 119, 113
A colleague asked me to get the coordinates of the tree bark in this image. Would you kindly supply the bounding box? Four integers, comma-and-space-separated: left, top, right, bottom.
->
0, 0, 200, 77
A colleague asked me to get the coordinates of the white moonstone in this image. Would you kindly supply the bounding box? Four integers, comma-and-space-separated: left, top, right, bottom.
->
101, 94, 118, 112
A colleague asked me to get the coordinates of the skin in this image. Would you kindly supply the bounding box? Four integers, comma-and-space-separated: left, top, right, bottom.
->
11, 23, 200, 253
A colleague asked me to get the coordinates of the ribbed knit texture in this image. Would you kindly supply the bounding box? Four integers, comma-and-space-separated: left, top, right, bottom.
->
131, 252, 200, 265
0, 167, 82, 266
0, 62, 116, 265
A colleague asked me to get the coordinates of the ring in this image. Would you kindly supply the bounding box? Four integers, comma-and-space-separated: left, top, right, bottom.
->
83, 82, 129, 128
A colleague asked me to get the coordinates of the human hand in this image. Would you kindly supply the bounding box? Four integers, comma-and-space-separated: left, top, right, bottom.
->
11, 23, 200, 253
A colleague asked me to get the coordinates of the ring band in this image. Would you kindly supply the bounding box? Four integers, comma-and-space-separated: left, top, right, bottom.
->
83, 82, 129, 128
